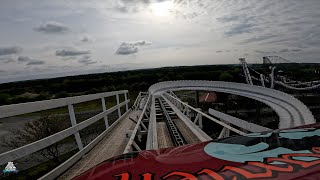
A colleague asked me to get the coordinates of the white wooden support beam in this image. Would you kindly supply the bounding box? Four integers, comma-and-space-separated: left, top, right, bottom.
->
68, 104, 84, 150
218, 127, 230, 139
194, 113, 199, 123
144, 111, 149, 119
116, 94, 121, 118
138, 126, 142, 142
183, 105, 190, 118
193, 109, 203, 129
164, 93, 245, 135
182, 106, 186, 114
124, 92, 129, 111
162, 95, 212, 142
199, 113, 203, 129
140, 122, 148, 131
146, 96, 158, 150
101, 97, 109, 128
132, 141, 142, 151
209, 108, 271, 132
133, 92, 141, 110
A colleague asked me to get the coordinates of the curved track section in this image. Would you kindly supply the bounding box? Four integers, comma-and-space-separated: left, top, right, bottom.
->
149, 81, 315, 129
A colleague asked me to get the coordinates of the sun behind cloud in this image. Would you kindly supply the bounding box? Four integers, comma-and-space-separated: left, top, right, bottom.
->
150, 1, 174, 17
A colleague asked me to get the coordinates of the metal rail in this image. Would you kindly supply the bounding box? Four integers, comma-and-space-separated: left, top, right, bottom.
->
158, 97, 186, 146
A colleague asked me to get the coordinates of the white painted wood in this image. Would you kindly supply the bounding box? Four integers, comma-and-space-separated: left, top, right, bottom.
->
124, 95, 151, 153
162, 95, 212, 142
39, 110, 131, 180
0, 90, 128, 118
0, 100, 129, 165
148, 81, 315, 128
209, 108, 271, 132
101, 97, 109, 128
146, 96, 158, 150
68, 104, 84, 150
218, 127, 229, 139
124, 92, 128, 111
164, 93, 245, 135
132, 141, 142, 151
116, 94, 121, 118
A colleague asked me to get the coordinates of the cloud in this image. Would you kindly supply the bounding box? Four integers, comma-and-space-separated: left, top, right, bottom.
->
241, 34, 279, 44
217, 14, 257, 37
27, 60, 45, 65
78, 55, 97, 65
0, 46, 22, 56
0, 57, 15, 63
34, 21, 69, 34
133, 40, 152, 46
278, 49, 289, 53
255, 50, 270, 54
291, 49, 302, 52
216, 50, 223, 53
115, 40, 151, 55
217, 15, 239, 23
278, 49, 302, 53
17, 56, 45, 65
225, 22, 256, 37
116, 43, 138, 55
18, 56, 32, 62
81, 36, 91, 42
56, 49, 90, 56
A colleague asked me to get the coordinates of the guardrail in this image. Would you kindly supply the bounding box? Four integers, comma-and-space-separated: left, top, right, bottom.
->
124, 94, 151, 153
0, 90, 130, 179
163, 93, 246, 136
208, 108, 271, 132
132, 92, 148, 111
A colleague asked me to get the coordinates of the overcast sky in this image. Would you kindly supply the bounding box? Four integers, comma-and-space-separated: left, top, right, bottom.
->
0, 0, 319, 83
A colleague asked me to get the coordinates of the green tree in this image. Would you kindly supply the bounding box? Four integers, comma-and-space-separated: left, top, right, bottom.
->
0, 93, 10, 105
219, 72, 233, 81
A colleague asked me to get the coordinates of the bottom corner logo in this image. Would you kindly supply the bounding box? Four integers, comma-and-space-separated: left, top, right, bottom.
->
3, 162, 18, 174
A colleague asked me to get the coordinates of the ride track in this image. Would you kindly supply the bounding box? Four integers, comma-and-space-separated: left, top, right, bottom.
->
148, 80, 315, 129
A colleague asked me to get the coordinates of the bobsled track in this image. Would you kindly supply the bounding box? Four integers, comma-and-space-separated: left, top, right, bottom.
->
0, 81, 315, 179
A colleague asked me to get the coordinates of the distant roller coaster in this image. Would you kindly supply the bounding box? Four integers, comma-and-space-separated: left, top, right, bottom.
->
263, 56, 295, 64
240, 57, 320, 91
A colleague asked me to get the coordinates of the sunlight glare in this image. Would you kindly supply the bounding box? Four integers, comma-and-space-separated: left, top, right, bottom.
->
150, 1, 173, 17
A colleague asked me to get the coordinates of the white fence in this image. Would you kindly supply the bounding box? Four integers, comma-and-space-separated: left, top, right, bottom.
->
0, 90, 130, 179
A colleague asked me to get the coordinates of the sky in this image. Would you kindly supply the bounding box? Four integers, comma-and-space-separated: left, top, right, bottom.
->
0, 0, 320, 83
